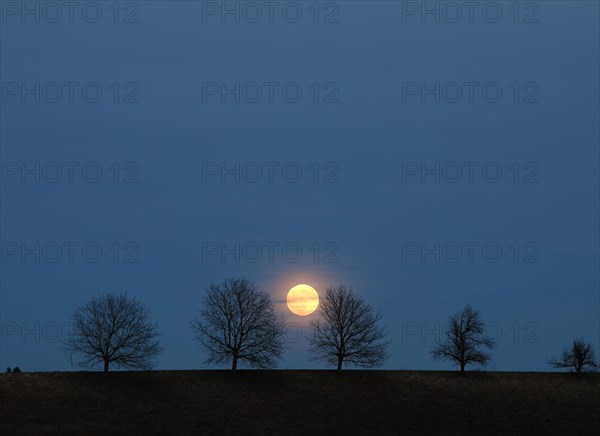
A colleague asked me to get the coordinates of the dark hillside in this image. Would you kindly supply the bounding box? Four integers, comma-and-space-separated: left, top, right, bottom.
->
1, 370, 598, 435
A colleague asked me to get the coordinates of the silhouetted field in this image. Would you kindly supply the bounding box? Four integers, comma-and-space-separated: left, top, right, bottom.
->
1, 370, 598, 435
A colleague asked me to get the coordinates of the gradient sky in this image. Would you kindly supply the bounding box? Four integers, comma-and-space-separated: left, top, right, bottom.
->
1, 1, 598, 372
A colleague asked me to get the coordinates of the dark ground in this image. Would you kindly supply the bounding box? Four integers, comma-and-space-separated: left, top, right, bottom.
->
1, 370, 598, 435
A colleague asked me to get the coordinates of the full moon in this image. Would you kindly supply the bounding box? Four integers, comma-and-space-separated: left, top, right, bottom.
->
287, 284, 319, 316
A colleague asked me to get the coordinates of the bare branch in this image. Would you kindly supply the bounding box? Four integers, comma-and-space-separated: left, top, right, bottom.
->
190, 278, 285, 371
548, 337, 598, 374
431, 305, 495, 372
308, 285, 390, 370
63, 293, 163, 373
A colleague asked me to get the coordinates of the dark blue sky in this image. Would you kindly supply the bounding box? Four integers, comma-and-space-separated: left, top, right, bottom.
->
1, 1, 598, 371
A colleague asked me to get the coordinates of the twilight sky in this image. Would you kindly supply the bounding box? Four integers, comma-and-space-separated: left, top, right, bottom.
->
1, 1, 598, 372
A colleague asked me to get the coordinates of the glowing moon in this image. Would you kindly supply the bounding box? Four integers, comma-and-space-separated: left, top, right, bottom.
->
287, 284, 319, 316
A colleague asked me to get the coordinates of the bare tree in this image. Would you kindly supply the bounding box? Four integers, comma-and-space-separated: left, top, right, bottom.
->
64, 293, 163, 373
191, 278, 285, 371
308, 285, 389, 370
548, 337, 598, 374
431, 304, 495, 373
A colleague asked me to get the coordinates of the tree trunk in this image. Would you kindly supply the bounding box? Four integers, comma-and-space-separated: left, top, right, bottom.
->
232, 355, 238, 372
103, 360, 109, 373
337, 357, 343, 371
460, 362, 465, 373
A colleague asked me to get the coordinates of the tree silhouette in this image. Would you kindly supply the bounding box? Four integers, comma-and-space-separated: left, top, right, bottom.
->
431, 304, 495, 372
308, 285, 389, 370
64, 293, 163, 373
191, 278, 285, 371
548, 337, 598, 373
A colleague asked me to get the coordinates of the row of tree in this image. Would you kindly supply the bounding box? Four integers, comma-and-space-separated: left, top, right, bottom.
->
63, 278, 598, 374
